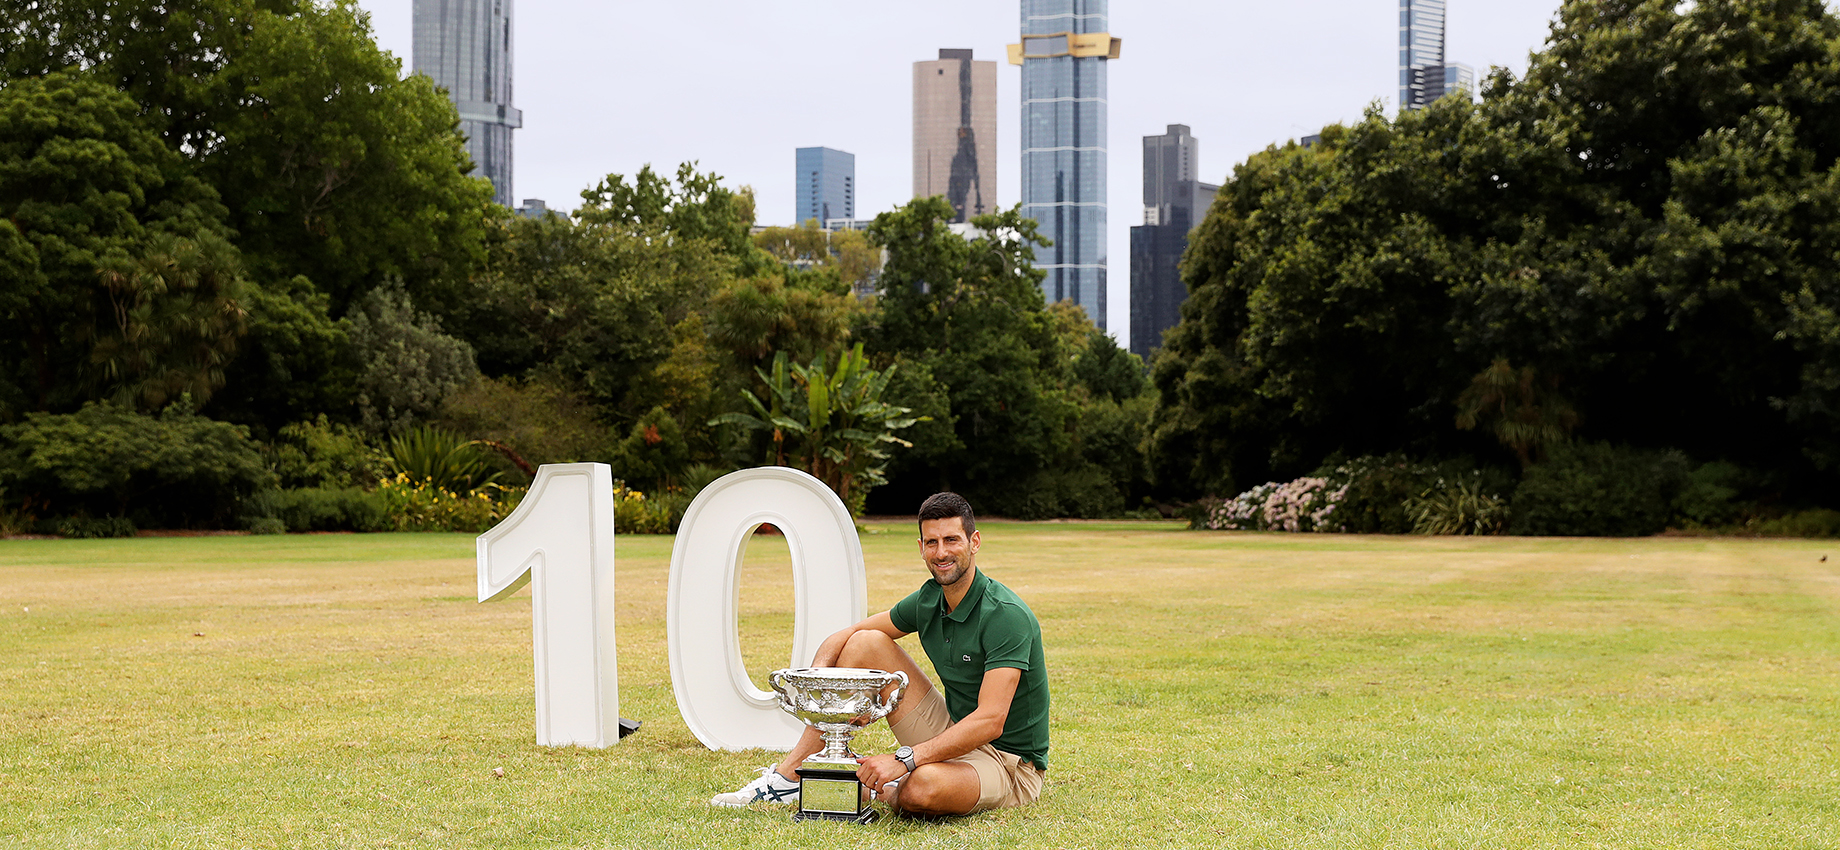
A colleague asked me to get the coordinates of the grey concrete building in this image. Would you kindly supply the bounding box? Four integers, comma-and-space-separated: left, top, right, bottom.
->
1129, 124, 1218, 363
413, 0, 522, 206
913, 49, 998, 223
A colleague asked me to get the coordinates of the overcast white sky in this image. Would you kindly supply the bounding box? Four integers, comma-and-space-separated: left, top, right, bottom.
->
355, 1, 1567, 345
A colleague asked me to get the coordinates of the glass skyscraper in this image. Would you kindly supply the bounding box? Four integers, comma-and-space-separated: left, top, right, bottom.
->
413, 0, 522, 206
1011, 0, 1121, 327
1398, 0, 1473, 110
795, 147, 855, 228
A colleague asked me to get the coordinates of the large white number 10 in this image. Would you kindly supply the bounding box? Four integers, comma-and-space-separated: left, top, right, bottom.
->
478, 464, 865, 751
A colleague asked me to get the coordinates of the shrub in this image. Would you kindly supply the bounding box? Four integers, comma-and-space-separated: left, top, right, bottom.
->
1671, 461, 1750, 528
436, 376, 615, 470
244, 487, 390, 532
388, 426, 499, 493
1510, 442, 1691, 536
1755, 509, 1840, 539
612, 482, 678, 534
346, 280, 478, 434
0, 402, 270, 528
268, 416, 389, 490
375, 473, 523, 532
247, 517, 287, 535
44, 516, 137, 539
1005, 464, 1127, 521
1407, 476, 1510, 535
1203, 477, 1349, 532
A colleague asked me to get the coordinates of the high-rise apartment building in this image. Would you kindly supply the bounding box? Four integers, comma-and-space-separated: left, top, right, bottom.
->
1011, 0, 1121, 327
413, 0, 521, 207
795, 147, 855, 228
914, 49, 998, 223
1129, 125, 1218, 362
1398, 0, 1473, 110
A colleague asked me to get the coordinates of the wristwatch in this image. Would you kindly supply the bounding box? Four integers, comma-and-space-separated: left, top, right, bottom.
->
895, 746, 917, 772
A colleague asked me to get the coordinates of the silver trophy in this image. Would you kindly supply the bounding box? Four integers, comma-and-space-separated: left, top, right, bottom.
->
768, 667, 908, 823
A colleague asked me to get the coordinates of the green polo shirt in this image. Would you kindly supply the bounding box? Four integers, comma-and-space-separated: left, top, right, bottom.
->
888, 567, 1050, 770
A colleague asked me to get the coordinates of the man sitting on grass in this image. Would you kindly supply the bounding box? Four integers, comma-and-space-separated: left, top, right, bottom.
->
711, 492, 1050, 817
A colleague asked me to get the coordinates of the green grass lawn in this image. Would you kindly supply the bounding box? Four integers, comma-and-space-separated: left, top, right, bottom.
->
1, 523, 1836, 849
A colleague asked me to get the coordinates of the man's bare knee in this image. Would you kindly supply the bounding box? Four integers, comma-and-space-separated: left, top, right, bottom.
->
837, 629, 897, 665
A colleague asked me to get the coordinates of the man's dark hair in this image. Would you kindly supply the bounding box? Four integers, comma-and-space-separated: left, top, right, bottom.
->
917, 492, 976, 535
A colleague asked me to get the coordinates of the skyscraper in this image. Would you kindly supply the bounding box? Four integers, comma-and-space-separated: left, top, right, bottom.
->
1398, 0, 1473, 110
1129, 125, 1218, 362
795, 147, 855, 228
914, 49, 997, 223
413, 0, 521, 207
1011, 0, 1121, 327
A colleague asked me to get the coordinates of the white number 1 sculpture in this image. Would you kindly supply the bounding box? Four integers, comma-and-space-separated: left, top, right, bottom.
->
476, 463, 623, 747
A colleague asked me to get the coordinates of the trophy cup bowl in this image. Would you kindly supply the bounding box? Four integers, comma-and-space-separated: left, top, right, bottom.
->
768, 667, 908, 823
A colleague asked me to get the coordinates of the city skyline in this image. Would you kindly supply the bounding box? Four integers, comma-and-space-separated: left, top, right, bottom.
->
795, 147, 855, 228
356, 0, 1567, 348
1130, 124, 1217, 362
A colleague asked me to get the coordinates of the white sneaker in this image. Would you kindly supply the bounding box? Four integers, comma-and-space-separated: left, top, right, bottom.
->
710, 766, 800, 807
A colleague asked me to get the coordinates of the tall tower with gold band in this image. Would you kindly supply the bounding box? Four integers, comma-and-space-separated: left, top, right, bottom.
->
1010, 0, 1120, 328
414, 0, 522, 207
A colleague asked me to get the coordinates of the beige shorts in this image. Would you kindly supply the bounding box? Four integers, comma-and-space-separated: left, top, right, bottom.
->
888, 684, 1045, 812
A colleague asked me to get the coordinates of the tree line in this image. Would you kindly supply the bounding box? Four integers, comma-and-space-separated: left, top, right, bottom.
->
0, 0, 1149, 533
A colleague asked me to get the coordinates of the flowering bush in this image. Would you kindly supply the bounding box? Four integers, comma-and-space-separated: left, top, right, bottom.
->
375, 473, 524, 532
612, 482, 679, 535
1203, 476, 1350, 532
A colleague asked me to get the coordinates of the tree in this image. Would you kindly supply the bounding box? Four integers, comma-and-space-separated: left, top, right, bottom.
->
712, 344, 922, 516
345, 280, 477, 434
4, 0, 495, 314
0, 70, 248, 418
1151, 0, 1840, 500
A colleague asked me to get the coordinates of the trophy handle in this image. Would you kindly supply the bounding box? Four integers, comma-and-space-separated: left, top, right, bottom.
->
768, 669, 790, 698
880, 671, 908, 717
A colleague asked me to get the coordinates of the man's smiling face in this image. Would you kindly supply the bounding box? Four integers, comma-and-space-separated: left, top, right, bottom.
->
918, 516, 979, 588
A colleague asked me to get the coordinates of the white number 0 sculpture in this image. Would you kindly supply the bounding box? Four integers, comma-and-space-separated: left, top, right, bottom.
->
667, 467, 866, 751
477, 464, 865, 751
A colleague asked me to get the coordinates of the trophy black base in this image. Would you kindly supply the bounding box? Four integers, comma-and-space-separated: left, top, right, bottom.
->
792, 764, 876, 824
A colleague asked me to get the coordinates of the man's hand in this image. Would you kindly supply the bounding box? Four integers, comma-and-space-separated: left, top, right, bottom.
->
856, 753, 909, 791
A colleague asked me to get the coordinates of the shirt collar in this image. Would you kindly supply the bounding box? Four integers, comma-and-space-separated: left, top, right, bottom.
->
944, 568, 989, 623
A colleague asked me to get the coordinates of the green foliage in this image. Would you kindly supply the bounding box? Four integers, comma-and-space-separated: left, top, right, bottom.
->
435, 376, 615, 470
1672, 461, 1751, 528
243, 487, 387, 533
346, 281, 478, 434
1151, 0, 1840, 503
861, 198, 1094, 512
386, 426, 498, 494
267, 416, 387, 490
575, 163, 763, 270
712, 344, 922, 515
43, 516, 138, 539
0, 402, 268, 528
374, 474, 520, 532
1754, 508, 1840, 538
1510, 443, 1692, 536
1454, 360, 1579, 469
609, 407, 692, 491
208, 276, 356, 434
1407, 477, 1511, 535
0, 69, 248, 417
610, 482, 680, 535
1312, 455, 1433, 534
